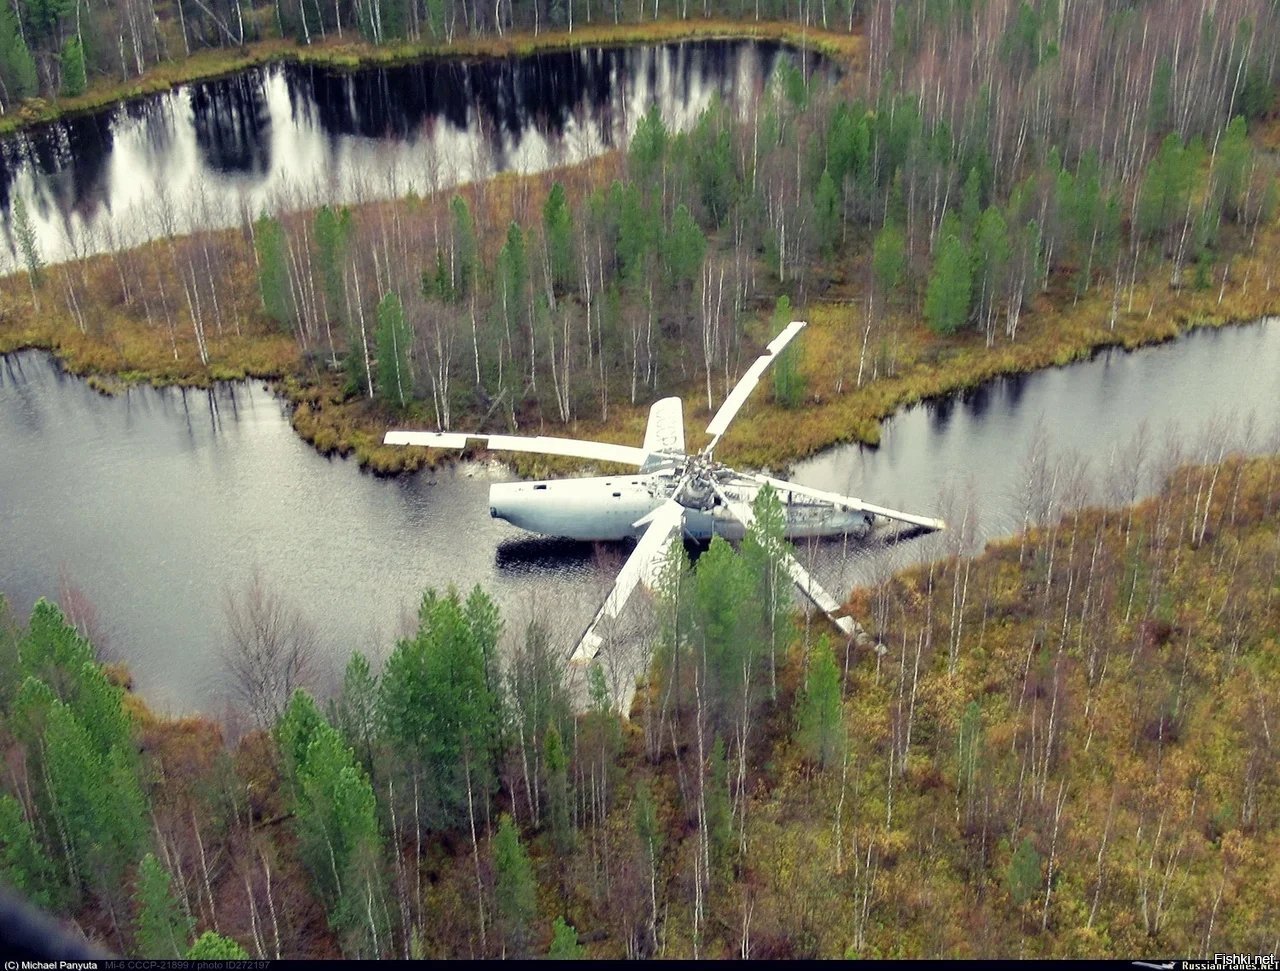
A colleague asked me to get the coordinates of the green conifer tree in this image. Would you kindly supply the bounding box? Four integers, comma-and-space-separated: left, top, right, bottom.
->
542, 182, 575, 296
0, 793, 59, 909
925, 232, 973, 334
254, 214, 292, 329
12, 194, 43, 291
794, 635, 844, 769
770, 295, 805, 408
544, 725, 572, 855
813, 168, 841, 258
375, 290, 411, 409
59, 35, 85, 96
1007, 836, 1043, 906
548, 916, 585, 958
872, 221, 907, 299
187, 931, 250, 959
133, 853, 194, 958
493, 814, 536, 955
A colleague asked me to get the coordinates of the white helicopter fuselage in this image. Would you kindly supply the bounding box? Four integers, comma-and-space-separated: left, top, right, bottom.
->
489, 471, 874, 542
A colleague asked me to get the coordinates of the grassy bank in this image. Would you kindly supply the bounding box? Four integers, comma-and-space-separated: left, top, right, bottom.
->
7, 448, 1275, 956
0, 19, 862, 137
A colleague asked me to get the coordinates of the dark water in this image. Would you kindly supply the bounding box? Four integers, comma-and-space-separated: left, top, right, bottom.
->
0, 40, 816, 266
2, 320, 1278, 714
794, 320, 1280, 568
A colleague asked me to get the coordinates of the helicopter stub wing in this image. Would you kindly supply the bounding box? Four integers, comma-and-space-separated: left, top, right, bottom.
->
384, 430, 649, 468
572, 498, 686, 664
708, 481, 859, 639
747, 473, 948, 533
704, 320, 806, 452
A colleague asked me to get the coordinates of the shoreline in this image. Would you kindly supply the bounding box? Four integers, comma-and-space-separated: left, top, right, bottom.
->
4, 308, 1276, 479
2, 23, 1278, 477
0, 20, 861, 137
4, 230, 1278, 476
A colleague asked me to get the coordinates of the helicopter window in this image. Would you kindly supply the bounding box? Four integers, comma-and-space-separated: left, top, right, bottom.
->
533, 484, 548, 491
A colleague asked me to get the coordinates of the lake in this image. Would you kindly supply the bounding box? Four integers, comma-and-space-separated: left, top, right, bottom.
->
2, 319, 1276, 715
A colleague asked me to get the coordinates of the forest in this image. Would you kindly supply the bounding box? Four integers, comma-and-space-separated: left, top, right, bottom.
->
2, 1, 1279, 478
0, 440, 1276, 957
0, 0, 1278, 958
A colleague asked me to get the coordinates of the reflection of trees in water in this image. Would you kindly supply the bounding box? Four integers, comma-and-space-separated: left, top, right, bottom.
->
279, 41, 787, 151
0, 39, 818, 264
190, 70, 273, 175
0, 110, 116, 227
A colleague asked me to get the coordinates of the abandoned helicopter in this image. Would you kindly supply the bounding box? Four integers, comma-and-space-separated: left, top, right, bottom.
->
385, 321, 946, 661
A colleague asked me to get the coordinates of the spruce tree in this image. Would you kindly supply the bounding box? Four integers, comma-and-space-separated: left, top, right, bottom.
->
872, 221, 907, 298
1007, 836, 1043, 906
254, 214, 292, 329
333, 651, 379, 773
629, 103, 668, 186
795, 635, 844, 769
0, 3, 38, 99
314, 205, 352, 324
813, 168, 840, 258
0, 793, 59, 909
664, 204, 705, 288
925, 232, 973, 335
542, 182, 574, 296
187, 931, 250, 959
133, 853, 194, 958
493, 814, 536, 955
548, 917, 585, 958
59, 36, 85, 96
12, 195, 42, 290
375, 290, 411, 409
449, 195, 477, 301
544, 725, 572, 855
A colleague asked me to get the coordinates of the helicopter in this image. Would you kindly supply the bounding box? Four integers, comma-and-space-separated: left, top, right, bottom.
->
385, 321, 946, 662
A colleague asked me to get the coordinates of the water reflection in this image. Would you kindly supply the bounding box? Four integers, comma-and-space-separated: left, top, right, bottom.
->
1, 40, 816, 262
192, 71, 273, 175
0, 320, 1277, 714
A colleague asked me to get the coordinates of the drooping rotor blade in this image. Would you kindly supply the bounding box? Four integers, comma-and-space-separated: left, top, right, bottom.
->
747, 473, 948, 532
572, 499, 686, 664
781, 551, 859, 639
708, 481, 859, 639
384, 430, 648, 468
704, 320, 806, 452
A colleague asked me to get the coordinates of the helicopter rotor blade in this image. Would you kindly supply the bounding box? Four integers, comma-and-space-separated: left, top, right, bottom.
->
780, 550, 859, 639
745, 472, 948, 532
704, 320, 806, 453
708, 480, 858, 638
708, 479, 756, 529
384, 430, 650, 468
572, 498, 686, 664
